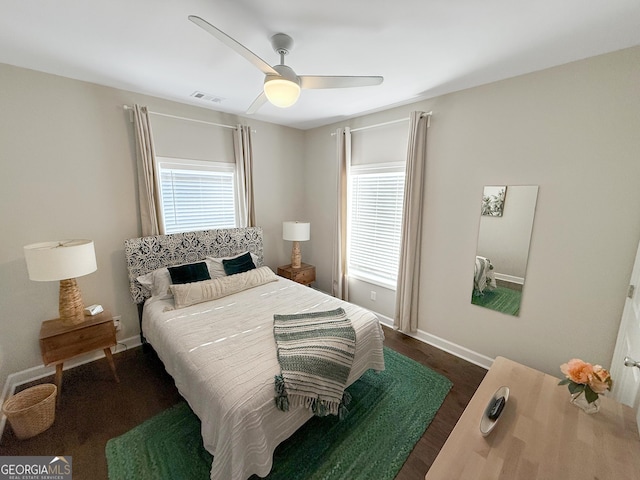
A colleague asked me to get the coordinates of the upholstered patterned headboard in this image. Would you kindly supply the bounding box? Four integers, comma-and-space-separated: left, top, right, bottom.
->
124, 227, 264, 304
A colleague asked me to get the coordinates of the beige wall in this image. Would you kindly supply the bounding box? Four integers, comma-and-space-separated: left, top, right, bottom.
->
0, 64, 305, 388
303, 46, 640, 375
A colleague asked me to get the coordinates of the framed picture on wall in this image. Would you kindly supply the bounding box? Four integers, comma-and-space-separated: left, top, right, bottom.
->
481, 186, 507, 217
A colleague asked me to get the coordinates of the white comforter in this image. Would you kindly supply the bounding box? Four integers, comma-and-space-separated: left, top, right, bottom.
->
142, 273, 386, 480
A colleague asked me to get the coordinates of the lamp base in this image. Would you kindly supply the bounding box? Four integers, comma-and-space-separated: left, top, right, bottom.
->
59, 278, 86, 325
291, 241, 302, 269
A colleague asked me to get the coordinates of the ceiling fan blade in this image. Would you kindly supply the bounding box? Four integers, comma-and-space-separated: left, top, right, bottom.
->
188, 15, 278, 76
246, 92, 268, 114
299, 75, 384, 90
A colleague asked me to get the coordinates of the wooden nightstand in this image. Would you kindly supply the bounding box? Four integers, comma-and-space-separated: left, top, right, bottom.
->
39, 310, 119, 403
277, 263, 316, 286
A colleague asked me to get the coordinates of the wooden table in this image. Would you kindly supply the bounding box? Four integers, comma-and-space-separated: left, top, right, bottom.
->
425, 356, 640, 480
39, 310, 119, 403
277, 263, 316, 286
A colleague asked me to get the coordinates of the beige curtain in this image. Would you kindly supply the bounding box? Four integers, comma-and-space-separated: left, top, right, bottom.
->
395, 112, 429, 332
332, 127, 350, 300
233, 125, 255, 227
133, 104, 163, 236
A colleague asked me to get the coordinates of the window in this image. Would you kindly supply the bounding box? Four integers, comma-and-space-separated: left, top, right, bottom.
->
348, 163, 405, 288
157, 158, 237, 234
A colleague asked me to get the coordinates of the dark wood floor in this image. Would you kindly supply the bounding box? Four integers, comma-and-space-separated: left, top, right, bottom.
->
0, 326, 486, 480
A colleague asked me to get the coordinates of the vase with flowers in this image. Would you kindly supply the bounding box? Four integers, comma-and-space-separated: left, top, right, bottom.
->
558, 358, 612, 414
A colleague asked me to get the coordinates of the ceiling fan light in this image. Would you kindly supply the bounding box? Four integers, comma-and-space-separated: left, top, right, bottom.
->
263, 78, 301, 108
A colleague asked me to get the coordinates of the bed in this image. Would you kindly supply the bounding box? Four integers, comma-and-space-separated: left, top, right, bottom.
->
124, 227, 386, 480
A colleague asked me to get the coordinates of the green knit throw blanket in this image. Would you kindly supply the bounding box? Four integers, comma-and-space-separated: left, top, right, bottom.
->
273, 307, 356, 419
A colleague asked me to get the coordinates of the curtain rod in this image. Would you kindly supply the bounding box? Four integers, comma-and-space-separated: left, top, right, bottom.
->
123, 105, 239, 130
331, 111, 432, 135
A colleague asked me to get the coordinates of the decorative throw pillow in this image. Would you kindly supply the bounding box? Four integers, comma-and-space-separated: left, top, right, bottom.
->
222, 251, 256, 275
170, 266, 277, 309
168, 262, 211, 285
207, 252, 260, 278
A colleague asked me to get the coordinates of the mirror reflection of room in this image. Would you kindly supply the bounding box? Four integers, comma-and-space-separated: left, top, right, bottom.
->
472, 185, 538, 316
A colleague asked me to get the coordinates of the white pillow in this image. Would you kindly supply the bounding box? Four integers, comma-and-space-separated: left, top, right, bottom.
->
137, 268, 172, 299
206, 252, 260, 278
137, 259, 216, 300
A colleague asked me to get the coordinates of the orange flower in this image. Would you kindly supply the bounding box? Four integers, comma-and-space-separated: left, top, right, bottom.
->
559, 359, 613, 403
560, 358, 594, 384
589, 365, 612, 394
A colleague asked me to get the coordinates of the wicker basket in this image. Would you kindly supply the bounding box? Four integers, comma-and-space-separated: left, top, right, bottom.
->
2, 384, 57, 440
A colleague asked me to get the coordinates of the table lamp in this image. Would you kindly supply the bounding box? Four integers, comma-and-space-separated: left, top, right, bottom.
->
24, 240, 97, 325
283, 221, 310, 269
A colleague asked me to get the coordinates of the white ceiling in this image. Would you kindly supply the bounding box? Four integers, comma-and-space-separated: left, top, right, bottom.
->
2, 0, 639, 130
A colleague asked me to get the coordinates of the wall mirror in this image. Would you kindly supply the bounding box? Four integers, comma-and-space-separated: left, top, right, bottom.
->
471, 185, 538, 316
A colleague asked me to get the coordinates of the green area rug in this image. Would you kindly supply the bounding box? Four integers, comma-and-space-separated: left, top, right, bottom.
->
106, 347, 452, 480
471, 286, 521, 315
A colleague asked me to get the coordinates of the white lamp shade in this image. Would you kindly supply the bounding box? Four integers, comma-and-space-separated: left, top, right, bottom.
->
24, 239, 97, 281
283, 222, 310, 242
264, 78, 301, 108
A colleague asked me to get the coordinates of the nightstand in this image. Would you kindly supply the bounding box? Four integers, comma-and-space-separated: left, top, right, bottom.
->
39, 310, 119, 403
277, 263, 316, 286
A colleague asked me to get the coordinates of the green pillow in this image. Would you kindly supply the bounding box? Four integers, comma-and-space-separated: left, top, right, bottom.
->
222, 252, 256, 275
168, 262, 211, 284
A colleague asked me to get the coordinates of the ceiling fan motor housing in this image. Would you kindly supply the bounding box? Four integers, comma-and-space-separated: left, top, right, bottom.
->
267, 64, 299, 85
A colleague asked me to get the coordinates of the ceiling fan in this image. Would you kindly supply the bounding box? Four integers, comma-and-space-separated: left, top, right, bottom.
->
188, 15, 384, 114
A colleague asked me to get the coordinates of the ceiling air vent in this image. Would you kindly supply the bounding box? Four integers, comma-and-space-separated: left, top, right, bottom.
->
190, 91, 224, 103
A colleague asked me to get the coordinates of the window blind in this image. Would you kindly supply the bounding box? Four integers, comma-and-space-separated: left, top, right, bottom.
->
159, 165, 236, 234
348, 170, 405, 286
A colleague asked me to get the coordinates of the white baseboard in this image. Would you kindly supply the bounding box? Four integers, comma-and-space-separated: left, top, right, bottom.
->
494, 272, 524, 285
0, 335, 142, 442
375, 313, 493, 370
